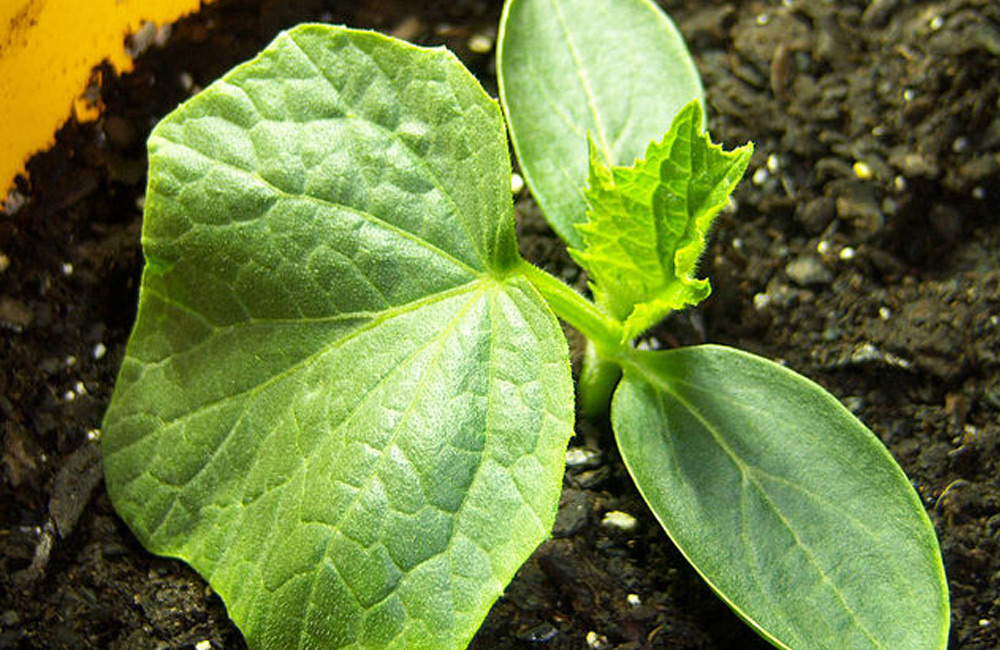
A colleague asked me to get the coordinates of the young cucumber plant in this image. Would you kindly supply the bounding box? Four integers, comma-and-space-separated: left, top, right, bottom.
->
102, 2, 949, 650
500, 6, 946, 650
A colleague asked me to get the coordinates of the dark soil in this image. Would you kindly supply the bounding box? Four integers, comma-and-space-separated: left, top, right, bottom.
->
2, 0, 998, 648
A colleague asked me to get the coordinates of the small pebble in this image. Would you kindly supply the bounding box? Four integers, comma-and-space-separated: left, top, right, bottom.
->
61, 262, 74, 276
798, 197, 836, 234
128, 22, 158, 58
153, 24, 172, 48
2, 190, 27, 216
517, 622, 558, 642
601, 510, 637, 532
195, 641, 212, 650
752, 167, 769, 185
752, 292, 771, 311
575, 467, 610, 489
626, 593, 642, 606
553, 489, 589, 537
104, 115, 137, 149
849, 342, 912, 369
843, 396, 864, 413
972, 186, 985, 200
879, 306, 892, 320
0, 297, 32, 331
467, 33, 494, 53
852, 161, 873, 180
510, 172, 524, 195
391, 16, 423, 41
786, 255, 832, 287
838, 246, 856, 261
93, 342, 107, 360
565, 447, 601, 469
586, 631, 609, 650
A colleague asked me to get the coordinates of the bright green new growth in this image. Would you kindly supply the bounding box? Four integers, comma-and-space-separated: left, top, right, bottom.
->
571, 101, 753, 342
102, 7, 950, 650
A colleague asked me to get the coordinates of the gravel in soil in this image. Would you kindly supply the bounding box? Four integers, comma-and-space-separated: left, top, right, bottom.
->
2, 0, 998, 648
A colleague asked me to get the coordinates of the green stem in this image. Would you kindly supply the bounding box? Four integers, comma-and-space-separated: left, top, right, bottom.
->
514, 261, 623, 356
515, 262, 626, 414
578, 340, 621, 417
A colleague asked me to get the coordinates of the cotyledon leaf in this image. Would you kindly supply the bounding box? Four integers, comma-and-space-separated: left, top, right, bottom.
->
497, 0, 703, 249
612, 345, 949, 650
102, 25, 573, 650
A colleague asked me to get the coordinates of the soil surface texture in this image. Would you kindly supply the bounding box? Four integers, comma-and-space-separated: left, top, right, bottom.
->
2, 0, 998, 649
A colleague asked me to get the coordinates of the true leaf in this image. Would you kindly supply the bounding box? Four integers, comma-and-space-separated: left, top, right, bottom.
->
612, 345, 950, 650
497, 0, 703, 249
570, 101, 751, 341
102, 25, 573, 650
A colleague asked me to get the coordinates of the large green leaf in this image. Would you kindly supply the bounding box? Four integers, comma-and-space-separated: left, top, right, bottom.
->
613, 345, 949, 650
497, 0, 703, 248
102, 25, 573, 650
570, 101, 752, 342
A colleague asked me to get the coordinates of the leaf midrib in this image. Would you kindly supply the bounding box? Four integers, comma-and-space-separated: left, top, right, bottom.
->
546, 0, 611, 157
108, 280, 490, 461
287, 288, 485, 650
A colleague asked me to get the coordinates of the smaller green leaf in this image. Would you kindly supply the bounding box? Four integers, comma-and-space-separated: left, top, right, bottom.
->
613, 345, 949, 650
570, 101, 752, 342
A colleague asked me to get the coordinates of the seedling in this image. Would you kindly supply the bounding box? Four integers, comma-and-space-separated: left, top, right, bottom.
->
103, 2, 949, 649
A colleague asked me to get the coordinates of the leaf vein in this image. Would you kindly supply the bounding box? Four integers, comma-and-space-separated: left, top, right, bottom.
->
284, 30, 490, 271
157, 136, 483, 279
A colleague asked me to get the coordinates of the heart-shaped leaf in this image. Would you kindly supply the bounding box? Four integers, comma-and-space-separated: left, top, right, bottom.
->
103, 25, 573, 650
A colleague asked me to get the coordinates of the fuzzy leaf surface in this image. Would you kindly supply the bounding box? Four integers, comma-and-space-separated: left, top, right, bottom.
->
102, 25, 573, 650
571, 102, 752, 341
613, 345, 950, 650
497, 0, 703, 248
